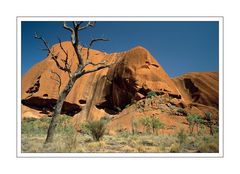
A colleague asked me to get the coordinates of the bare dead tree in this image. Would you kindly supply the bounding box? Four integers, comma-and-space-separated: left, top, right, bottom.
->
35, 21, 113, 143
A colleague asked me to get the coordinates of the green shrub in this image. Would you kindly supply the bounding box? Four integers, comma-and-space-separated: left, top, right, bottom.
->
82, 117, 109, 141
21, 115, 75, 135
177, 128, 187, 145
205, 112, 214, 135
186, 114, 204, 134
80, 122, 91, 135
55, 115, 76, 134
151, 116, 165, 135
21, 117, 50, 135
146, 91, 157, 98
177, 108, 187, 115
118, 130, 131, 138
140, 116, 165, 135
140, 116, 152, 133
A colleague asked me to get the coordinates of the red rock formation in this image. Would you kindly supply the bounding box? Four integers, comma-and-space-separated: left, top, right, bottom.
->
172, 72, 219, 108
22, 42, 182, 121
21, 42, 219, 133
109, 46, 181, 109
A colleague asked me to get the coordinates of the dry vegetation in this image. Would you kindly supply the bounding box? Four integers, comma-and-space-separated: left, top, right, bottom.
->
21, 115, 219, 153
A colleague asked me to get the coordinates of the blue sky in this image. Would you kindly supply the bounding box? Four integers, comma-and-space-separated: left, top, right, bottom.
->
21, 21, 219, 77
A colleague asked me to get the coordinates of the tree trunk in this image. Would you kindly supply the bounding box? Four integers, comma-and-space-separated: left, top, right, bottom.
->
45, 75, 77, 143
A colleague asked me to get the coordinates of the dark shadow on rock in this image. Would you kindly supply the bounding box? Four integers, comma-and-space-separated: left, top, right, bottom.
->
21, 97, 81, 116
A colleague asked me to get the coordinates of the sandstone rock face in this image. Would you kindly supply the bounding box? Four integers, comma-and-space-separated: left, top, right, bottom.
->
22, 42, 116, 118
21, 42, 183, 121
109, 46, 181, 110
172, 72, 219, 108
22, 42, 219, 133
22, 42, 219, 134
171, 72, 219, 120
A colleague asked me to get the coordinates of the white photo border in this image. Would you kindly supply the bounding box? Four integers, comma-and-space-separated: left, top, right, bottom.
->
16, 16, 224, 158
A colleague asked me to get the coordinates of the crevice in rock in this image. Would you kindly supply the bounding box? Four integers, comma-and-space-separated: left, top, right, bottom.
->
79, 99, 86, 104
21, 97, 81, 116
184, 78, 199, 94
95, 102, 120, 115
138, 87, 150, 96
151, 63, 159, 68
169, 93, 182, 99
183, 78, 200, 102
25, 75, 41, 98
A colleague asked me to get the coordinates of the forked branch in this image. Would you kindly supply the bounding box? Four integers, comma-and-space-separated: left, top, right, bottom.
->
80, 64, 111, 77
85, 38, 109, 66
34, 33, 71, 74
58, 38, 72, 75
63, 22, 73, 32
63, 21, 97, 66
50, 70, 62, 95
77, 21, 96, 31
81, 58, 120, 77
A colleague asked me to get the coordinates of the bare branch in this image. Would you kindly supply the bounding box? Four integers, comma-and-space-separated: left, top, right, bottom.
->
62, 21, 98, 67
80, 64, 110, 77
82, 55, 120, 76
85, 38, 109, 65
50, 70, 62, 95
84, 60, 108, 69
63, 21, 83, 65
58, 38, 71, 74
76, 21, 84, 28
78, 21, 96, 31
58, 38, 68, 56
73, 21, 77, 27
34, 33, 52, 55
80, 59, 120, 77
34, 33, 71, 74
63, 22, 74, 32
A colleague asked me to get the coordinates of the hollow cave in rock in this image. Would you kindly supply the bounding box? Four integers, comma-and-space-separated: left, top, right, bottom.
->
21, 97, 81, 116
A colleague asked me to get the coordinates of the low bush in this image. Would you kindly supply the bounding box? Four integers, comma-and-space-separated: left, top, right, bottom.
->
177, 108, 187, 115
146, 91, 157, 98
177, 128, 187, 145
140, 116, 152, 133
82, 117, 109, 141
21, 117, 50, 135
21, 115, 75, 135
151, 116, 165, 135
186, 113, 204, 134
204, 112, 214, 135
140, 115, 165, 135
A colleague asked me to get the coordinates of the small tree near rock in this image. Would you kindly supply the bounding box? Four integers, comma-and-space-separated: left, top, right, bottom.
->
151, 116, 165, 135
186, 113, 204, 134
140, 115, 165, 135
205, 112, 214, 135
